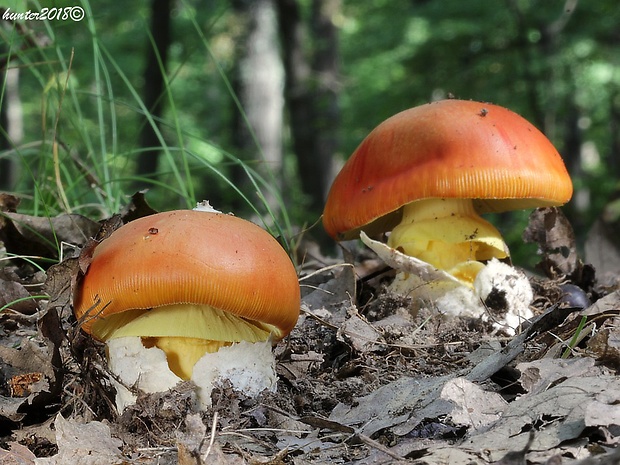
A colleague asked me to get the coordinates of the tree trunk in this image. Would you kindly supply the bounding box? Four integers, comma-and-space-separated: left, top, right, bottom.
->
231, 0, 284, 215
609, 90, 620, 179
277, 0, 339, 217
134, 0, 172, 186
310, 0, 340, 202
0, 67, 22, 190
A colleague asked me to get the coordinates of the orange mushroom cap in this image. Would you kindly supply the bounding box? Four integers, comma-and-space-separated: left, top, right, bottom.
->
73, 210, 300, 341
323, 99, 573, 240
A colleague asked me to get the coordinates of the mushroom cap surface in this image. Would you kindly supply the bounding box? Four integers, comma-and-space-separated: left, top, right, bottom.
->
323, 99, 573, 240
74, 210, 300, 340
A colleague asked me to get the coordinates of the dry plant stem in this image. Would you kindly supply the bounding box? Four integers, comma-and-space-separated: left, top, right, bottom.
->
201, 410, 218, 462
260, 404, 407, 462
298, 263, 355, 282
355, 433, 408, 463
387, 198, 509, 285
301, 308, 340, 330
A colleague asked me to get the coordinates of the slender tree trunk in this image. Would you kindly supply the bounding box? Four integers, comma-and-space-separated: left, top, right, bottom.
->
231, 0, 284, 215
0, 69, 12, 189
609, 90, 620, 179
277, 0, 339, 217
0, 67, 22, 190
311, 0, 340, 204
561, 101, 582, 225
134, 0, 172, 186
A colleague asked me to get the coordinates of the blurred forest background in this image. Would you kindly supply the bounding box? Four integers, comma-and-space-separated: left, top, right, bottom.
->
1, 0, 619, 267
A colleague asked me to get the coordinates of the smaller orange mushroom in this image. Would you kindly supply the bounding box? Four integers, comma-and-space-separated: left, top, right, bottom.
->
73, 207, 300, 406
323, 99, 573, 285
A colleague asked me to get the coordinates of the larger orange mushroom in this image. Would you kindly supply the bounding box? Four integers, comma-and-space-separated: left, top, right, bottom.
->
323, 99, 573, 285
74, 207, 300, 407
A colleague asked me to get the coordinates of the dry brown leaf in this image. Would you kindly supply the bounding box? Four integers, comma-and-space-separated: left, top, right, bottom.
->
301, 263, 356, 319
0, 279, 39, 314
461, 375, 619, 462
517, 357, 606, 395
0, 193, 20, 213
43, 258, 79, 313
583, 290, 620, 316
0, 442, 37, 465
587, 317, 620, 367
440, 378, 505, 430
118, 190, 159, 223
337, 307, 385, 353
0, 211, 99, 261
0, 339, 57, 421
584, 400, 620, 428
34, 414, 124, 465
329, 375, 449, 437
523, 207, 582, 280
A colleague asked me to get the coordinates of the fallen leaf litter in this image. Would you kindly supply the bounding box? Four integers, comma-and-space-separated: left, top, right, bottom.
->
0, 193, 619, 464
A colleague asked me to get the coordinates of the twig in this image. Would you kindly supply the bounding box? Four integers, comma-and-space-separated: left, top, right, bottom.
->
356, 432, 409, 463
201, 410, 218, 462
298, 262, 354, 282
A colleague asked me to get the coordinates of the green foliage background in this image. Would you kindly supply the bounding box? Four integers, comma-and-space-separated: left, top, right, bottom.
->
1, 0, 619, 266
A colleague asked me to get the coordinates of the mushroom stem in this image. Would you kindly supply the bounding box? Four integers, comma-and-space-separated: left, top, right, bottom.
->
102, 304, 274, 379
387, 198, 510, 285
142, 337, 230, 380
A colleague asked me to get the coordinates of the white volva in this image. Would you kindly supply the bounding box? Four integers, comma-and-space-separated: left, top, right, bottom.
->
106, 337, 277, 412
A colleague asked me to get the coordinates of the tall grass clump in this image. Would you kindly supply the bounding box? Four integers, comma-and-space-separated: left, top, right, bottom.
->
0, 0, 293, 254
